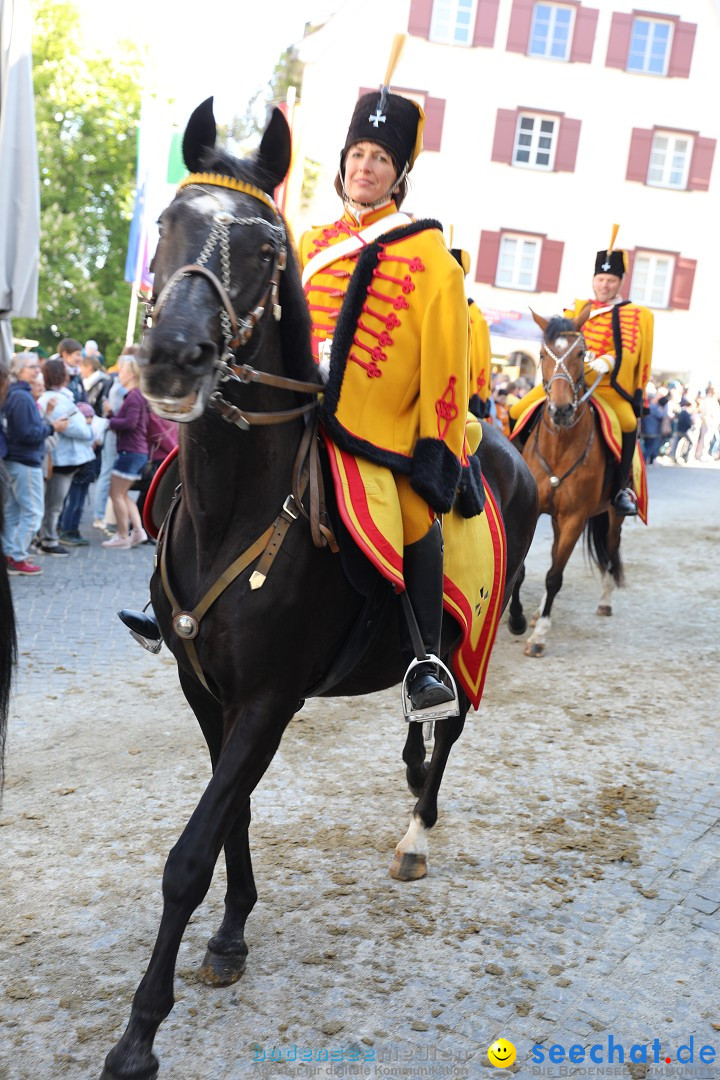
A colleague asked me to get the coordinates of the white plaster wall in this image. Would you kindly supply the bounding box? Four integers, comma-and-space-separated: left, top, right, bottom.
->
293, 0, 720, 384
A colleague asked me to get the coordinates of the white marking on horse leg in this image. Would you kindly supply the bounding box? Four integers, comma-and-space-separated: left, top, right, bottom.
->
600, 574, 614, 607
527, 615, 551, 648
389, 813, 429, 880
396, 814, 429, 859
529, 591, 546, 628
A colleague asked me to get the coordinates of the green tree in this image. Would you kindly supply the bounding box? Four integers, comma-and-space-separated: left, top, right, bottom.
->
12, 1, 144, 361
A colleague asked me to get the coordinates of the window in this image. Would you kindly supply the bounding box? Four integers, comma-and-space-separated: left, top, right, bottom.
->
627, 17, 672, 75
630, 252, 674, 308
429, 0, 478, 45
513, 113, 557, 169
496, 234, 541, 290
647, 132, 691, 189
528, 3, 575, 60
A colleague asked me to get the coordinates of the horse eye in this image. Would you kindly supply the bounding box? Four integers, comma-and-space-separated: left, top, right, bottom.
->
260, 243, 273, 262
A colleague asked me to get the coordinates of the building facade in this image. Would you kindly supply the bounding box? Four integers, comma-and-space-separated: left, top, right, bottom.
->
293, 0, 718, 385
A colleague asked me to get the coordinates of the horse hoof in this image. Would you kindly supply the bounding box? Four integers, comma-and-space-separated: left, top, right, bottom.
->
596, 605, 612, 617
508, 616, 527, 636
389, 851, 427, 881
524, 641, 545, 657
197, 947, 247, 986
100, 1052, 159, 1080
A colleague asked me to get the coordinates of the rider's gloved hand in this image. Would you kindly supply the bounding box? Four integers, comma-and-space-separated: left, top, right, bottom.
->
586, 352, 614, 375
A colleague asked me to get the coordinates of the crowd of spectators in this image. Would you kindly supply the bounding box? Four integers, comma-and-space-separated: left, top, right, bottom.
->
1, 338, 177, 577
641, 381, 720, 466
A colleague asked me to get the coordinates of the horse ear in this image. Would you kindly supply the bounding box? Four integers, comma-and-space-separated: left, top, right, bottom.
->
256, 107, 292, 191
183, 97, 217, 172
530, 308, 549, 333
573, 301, 593, 331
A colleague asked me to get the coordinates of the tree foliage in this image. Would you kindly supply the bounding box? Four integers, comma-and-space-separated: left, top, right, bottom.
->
12, 1, 144, 360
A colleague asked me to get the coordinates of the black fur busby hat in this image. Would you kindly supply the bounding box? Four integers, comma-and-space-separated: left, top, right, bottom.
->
339, 35, 424, 179
595, 224, 626, 277
340, 89, 424, 177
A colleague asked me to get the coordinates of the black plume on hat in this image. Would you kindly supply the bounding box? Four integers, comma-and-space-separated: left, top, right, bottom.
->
340, 88, 424, 177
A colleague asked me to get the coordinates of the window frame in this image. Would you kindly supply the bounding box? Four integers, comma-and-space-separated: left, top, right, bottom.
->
495, 232, 542, 291
429, 0, 479, 46
630, 251, 675, 308
647, 130, 693, 189
627, 16, 674, 76
512, 111, 559, 170
527, 2, 576, 61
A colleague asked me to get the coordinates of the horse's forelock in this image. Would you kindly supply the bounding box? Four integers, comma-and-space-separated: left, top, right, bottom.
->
545, 315, 577, 342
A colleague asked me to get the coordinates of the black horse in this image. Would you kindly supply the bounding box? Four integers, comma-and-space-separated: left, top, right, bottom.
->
102, 99, 538, 1079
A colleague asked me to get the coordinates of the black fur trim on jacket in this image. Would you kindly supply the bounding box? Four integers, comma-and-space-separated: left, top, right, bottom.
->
609, 301, 635, 407
320, 217, 443, 425
456, 455, 486, 518
409, 437, 462, 515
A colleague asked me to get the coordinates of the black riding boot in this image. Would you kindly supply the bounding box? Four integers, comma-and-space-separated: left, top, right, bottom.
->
401, 521, 455, 711
613, 431, 639, 516
118, 606, 162, 651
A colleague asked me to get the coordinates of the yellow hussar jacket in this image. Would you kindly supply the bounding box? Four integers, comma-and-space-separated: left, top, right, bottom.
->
300, 201, 481, 516
468, 299, 492, 414
567, 298, 654, 412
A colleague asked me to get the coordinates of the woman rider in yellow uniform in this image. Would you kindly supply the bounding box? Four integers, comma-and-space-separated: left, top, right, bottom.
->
299, 85, 484, 712
510, 235, 653, 516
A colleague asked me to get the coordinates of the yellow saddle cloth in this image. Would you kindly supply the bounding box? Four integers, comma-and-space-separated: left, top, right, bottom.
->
321, 421, 507, 710
510, 396, 647, 525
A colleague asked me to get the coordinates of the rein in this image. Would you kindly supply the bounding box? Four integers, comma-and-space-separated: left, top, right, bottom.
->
532, 404, 596, 496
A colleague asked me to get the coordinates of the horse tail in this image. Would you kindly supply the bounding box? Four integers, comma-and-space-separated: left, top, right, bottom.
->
0, 478, 17, 800
584, 512, 624, 587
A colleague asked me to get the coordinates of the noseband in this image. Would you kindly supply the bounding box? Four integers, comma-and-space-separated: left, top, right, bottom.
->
144, 172, 320, 427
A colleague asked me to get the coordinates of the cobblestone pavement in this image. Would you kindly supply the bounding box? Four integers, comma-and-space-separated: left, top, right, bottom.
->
1, 464, 719, 1080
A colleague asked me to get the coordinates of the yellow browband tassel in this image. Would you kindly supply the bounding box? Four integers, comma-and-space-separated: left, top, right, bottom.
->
384, 33, 406, 87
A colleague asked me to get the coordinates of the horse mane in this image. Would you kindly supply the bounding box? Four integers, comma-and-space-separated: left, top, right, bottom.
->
544, 315, 577, 342
197, 146, 318, 386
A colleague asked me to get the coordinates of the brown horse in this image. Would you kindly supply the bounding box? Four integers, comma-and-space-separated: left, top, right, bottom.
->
507, 306, 625, 657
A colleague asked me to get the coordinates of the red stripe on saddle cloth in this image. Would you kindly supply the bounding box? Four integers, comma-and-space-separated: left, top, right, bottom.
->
143, 444, 180, 539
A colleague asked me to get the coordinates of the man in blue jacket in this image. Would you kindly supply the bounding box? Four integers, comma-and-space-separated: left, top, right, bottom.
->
1, 354, 69, 575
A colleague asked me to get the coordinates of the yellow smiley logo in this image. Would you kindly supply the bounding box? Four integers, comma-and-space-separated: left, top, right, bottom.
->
488, 1038, 517, 1068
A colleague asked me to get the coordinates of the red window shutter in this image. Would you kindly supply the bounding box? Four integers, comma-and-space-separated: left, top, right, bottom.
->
555, 118, 581, 173
668, 21, 696, 78
423, 96, 446, 152
408, 0, 433, 38
473, 0, 500, 46
670, 258, 696, 310
620, 250, 635, 300
536, 239, 564, 293
476, 231, 501, 284
491, 109, 518, 164
506, 0, 534, 54
626, 128, 653, 183
570, 6, 599, 63
688, 137, 716, 192
605, 12, 633, 69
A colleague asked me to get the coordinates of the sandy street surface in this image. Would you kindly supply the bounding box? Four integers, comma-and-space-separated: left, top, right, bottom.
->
1, 461, 719, 1080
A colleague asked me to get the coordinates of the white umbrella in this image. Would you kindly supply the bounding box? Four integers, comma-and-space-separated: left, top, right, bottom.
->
0, 0, 39, 369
